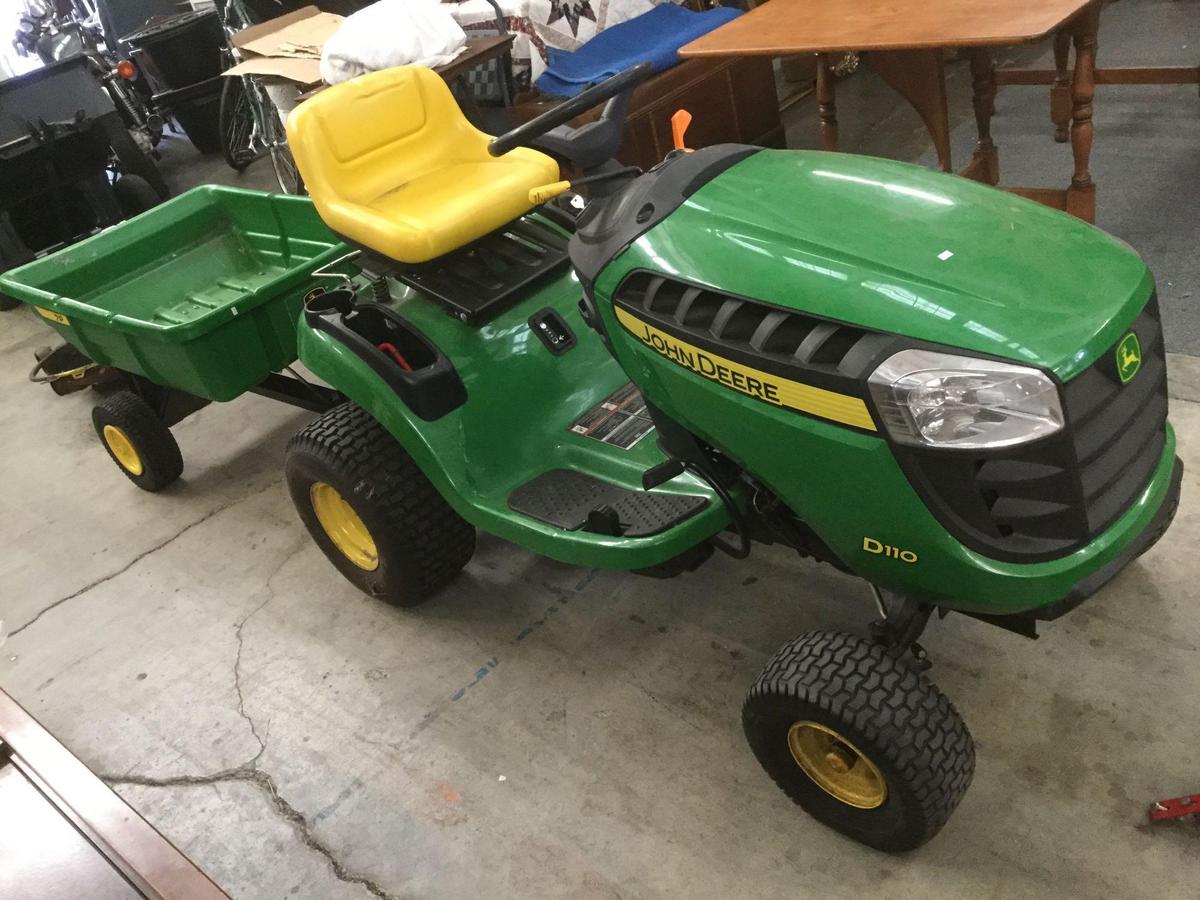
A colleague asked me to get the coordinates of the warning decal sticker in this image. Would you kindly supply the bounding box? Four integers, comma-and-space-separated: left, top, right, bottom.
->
569, 382, 656, 450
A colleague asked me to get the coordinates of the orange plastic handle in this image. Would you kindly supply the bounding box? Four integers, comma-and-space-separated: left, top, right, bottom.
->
671, 109, 693, 152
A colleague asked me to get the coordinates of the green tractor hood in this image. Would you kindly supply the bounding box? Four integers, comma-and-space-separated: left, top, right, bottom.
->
599, 150, 1153, 381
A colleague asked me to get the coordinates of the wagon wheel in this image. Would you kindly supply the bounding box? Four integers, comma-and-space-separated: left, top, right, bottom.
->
92, 391, 183, 491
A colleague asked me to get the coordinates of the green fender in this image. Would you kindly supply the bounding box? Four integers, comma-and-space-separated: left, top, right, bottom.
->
296, 272, 730, 571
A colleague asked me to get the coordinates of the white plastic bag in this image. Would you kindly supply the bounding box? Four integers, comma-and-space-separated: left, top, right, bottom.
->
320, 0, 468, 85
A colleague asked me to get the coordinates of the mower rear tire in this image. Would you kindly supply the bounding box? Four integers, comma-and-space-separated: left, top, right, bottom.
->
742, 630, 974, 852
286, 403, 475, 606
0, 293, 19, 311
92, 391, 183, 492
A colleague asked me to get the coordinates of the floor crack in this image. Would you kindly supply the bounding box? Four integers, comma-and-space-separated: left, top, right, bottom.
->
8, 481, 280, 639
103, 764, 399, 900
231, 540, 307, 764
233, 597, 271, 763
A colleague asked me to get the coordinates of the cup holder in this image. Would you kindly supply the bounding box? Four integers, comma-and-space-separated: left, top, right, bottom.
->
304, 287, 356, 319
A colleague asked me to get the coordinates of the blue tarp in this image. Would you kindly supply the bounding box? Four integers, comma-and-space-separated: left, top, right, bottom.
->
535, 3, 742, 98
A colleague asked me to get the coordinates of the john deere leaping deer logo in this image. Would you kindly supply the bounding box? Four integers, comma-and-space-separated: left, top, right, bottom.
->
1116, 332, 1142, 384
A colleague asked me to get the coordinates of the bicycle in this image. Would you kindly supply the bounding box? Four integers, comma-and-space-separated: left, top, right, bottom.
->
216, 0, 303, 194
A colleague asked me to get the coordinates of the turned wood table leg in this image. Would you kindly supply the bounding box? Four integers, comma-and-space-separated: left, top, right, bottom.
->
1051, 30, 1073, 142
968, 47, 1000, 185
816, 53, 839, 151
869, 48, 952, 172
1067, 3, 1102, 222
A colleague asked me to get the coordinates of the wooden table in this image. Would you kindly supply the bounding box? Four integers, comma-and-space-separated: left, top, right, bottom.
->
1, 689, 227, 898
680, 0, 1105, 221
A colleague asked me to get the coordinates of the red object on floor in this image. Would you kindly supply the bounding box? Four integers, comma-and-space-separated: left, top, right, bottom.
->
377, 342, 413, 371
1149, 794, 1200, 823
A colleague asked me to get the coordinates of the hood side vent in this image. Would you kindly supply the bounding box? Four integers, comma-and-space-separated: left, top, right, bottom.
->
615, 270, 873, 374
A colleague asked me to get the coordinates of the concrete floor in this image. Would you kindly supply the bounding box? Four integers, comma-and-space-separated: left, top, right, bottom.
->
3, 3, 1200, 897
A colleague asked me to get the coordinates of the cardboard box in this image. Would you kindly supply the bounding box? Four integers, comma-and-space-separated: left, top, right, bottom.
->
222, 5, 343, 86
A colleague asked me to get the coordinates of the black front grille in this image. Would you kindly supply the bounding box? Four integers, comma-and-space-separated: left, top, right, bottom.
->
896, 296, 1169, 562
1064, 298, 1168, 536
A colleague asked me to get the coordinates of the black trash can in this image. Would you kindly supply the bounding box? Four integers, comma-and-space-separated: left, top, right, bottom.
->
120, 10, 224, 95
155, 76, 225, 154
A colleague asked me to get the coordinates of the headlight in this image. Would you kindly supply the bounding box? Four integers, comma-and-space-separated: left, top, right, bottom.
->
868, 349, 1063, 449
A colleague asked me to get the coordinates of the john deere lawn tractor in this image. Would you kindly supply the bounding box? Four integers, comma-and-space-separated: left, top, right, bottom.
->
276, 63, 1181, 850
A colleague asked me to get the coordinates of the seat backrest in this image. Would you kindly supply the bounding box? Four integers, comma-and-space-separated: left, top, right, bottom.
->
287, 66, 489, 207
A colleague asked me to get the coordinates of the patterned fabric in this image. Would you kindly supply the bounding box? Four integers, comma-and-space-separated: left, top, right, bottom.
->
446, 0, 682, 88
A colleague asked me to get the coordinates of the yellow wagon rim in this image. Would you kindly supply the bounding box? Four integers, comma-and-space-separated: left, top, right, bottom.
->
103, 425, 144, 476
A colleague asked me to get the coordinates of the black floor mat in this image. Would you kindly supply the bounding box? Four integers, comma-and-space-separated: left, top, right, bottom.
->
508, 469, 708, 537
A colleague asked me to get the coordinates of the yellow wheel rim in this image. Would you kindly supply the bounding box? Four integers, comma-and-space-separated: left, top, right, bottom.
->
787, 721, 887, 809
103, 424, 144, 476
310, 482, 379, 571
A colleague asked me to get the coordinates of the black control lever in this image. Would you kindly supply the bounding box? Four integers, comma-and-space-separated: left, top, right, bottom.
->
487, 62, 654, 161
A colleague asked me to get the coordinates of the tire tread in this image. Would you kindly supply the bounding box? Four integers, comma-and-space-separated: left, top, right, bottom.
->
287, 403, 474, 601
744, 631, 974, 850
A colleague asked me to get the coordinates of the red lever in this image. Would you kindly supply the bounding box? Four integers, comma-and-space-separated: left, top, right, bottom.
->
377, 342, 413, 372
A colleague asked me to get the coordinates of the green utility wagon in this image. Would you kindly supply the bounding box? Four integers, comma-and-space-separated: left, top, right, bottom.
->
2, 185, 346, 489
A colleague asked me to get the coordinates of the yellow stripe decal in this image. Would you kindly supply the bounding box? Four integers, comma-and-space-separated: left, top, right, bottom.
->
615, 306, 876, 432
36, 306, 69, 326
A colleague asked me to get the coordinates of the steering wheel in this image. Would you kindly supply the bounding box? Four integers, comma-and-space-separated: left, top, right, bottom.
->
487, 62, 654, 168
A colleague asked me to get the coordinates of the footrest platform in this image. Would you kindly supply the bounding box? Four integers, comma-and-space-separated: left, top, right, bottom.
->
508, 469, 709, 537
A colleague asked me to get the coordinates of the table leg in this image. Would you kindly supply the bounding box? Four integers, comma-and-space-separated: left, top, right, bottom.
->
1051, 30, 1073, 143
868, 49, 952, 172
1067, 3, 1102, 222
816, 53, 839, 151
965, 48, 1000, 185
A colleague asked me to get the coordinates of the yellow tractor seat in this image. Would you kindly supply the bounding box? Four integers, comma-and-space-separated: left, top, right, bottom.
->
286, 66, 559, 265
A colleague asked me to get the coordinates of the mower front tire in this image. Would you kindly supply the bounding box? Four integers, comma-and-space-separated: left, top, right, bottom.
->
742, 631, 974, 852
92, 391, 183, 492
286, 403, 475, 606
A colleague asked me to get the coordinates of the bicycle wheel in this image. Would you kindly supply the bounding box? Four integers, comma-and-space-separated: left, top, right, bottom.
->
271, 140, 304, 195
250, 80, 304, 194
219, 76, 256, 172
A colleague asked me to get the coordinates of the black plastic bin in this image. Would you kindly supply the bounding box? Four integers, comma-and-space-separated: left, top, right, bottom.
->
121, 10, 226, 155
120, 10, 224, 95
155, 76, 224, 154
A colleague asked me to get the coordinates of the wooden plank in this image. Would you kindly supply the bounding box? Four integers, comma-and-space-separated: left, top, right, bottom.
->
1007, 186, 1068, 210
0, 690, 229, 900
680, 0, 1094, 58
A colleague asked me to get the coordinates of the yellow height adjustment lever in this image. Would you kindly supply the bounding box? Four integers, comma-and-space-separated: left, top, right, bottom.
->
527, 166, 642, 206
529, 180, 572, 204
